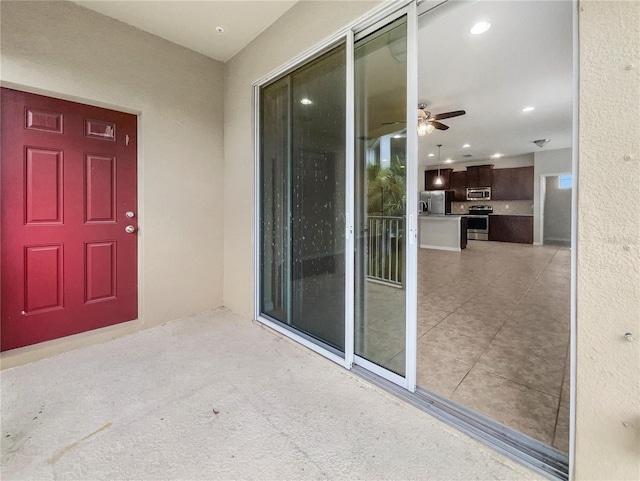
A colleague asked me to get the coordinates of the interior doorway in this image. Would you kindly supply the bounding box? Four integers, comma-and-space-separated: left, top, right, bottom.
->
542, 174, 573, 247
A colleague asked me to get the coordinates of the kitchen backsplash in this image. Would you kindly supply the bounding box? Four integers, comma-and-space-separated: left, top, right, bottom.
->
452, 200, 534, 215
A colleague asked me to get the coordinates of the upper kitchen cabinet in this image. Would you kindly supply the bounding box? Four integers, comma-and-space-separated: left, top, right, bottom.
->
450, 171, 467, 201
512, 166, 534, 199
492, 166, 534, 200
466, 164, 493, 188
425, 168, 453, 190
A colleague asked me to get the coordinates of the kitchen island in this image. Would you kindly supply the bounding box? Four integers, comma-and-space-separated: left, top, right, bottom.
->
419, 214, 468, 251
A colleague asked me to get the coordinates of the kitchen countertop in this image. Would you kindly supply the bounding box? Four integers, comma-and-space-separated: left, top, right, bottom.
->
489, 213, 534, 216
419, 214, 465, 219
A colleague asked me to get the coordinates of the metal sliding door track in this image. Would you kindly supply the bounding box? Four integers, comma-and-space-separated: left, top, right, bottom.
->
351, 366, 569, 481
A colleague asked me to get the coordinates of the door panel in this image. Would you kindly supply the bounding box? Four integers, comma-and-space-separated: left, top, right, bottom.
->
259, 43, 347, 354
354, 15, 408, 377
1, 88, 138, 351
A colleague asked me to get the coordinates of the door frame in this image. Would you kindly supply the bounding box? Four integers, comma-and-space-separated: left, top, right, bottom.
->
252, 0, 418, 382
0, 81, 144, 348
539, 172, 572, 246
252, 0, 577, 477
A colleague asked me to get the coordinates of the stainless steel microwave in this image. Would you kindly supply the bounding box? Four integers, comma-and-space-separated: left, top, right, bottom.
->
466, 187, 491, 200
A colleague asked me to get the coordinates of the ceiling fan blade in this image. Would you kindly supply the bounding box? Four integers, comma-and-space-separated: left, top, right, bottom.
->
431, 121, 449, 130
381, 120, 406, 125
431, 110, 466, 121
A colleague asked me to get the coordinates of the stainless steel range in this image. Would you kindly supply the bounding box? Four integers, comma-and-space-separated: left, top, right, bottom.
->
467, 205, 493, 241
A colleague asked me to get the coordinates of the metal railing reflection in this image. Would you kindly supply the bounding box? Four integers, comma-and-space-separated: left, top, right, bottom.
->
367, 215, 404, 287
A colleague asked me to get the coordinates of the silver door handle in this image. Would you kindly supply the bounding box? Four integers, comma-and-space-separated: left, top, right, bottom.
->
125, 225, 136, 234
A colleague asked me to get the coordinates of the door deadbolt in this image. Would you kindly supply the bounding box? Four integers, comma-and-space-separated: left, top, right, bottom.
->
126, 211, 135, 218
125, 225, 136, 234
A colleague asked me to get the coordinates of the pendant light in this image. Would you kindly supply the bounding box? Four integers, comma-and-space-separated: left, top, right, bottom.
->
434, 144, 443, 186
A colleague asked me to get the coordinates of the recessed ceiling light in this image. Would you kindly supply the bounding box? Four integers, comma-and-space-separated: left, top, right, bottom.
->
462, 143, 470, 148
300, 98, 313, 105
428, 153, 434, 157
215, 26, 225, 34
445, 159, 453, 164
491, 153, 503, 159
522, 106, 535, 112
470, 21, 491, 35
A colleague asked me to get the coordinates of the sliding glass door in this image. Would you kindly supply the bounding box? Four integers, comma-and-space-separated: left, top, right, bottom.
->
353, 9, 418, 386
257, 3, 417, 385
259, 43, 347, 354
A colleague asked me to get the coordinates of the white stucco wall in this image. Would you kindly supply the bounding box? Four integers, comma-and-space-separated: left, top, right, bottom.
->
1, 0, 225, 363
223, 0, 381, 318
576, 1, 640, 479
533, 148, 572, 244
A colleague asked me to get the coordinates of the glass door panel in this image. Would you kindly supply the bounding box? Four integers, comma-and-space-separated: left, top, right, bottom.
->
354, 16, 408, 375
260, 43, 347, 353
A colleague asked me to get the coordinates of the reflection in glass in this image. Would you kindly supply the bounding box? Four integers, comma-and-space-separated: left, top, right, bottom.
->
354, 17, 408, 375
260, 44, 346, 352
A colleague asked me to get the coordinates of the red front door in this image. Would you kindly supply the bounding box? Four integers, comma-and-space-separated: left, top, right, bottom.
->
1, 88, 138, 351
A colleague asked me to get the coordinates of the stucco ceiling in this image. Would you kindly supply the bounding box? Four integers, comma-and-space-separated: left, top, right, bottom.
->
72, 0, 298, 62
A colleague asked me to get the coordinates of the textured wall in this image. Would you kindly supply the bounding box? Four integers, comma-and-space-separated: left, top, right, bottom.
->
223, 1, 381, 318
577, 1, 640, 479
1, 1, 225, 361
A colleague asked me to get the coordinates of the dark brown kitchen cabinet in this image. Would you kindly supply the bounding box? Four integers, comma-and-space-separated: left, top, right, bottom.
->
466, 164, 493, 188
489, 215, 533, 243
491, 168, 512, 200
450, 171, 467, 201
512, 166, 534, 199
492, 166, 534, 200
425, 168, 452, 190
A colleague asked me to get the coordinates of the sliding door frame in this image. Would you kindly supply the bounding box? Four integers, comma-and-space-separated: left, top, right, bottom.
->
253, 35, 351, 369
253, 0, 417, 374
350, 2, 419, 391
252, 0, 576, 478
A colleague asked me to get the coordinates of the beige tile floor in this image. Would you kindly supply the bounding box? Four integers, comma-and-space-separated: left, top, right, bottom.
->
370, 241, 571, 454
416, 241, 571, 454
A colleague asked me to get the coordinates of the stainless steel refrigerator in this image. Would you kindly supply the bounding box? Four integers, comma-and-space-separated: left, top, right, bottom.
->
420, 190, 453, 215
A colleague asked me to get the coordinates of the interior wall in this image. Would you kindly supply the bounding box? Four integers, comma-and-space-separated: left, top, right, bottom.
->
223, 0, 381, 319
543, 176, 572, 244
577, 1, 640, 479
0, 0, 225, 363
533, 148, 572, 244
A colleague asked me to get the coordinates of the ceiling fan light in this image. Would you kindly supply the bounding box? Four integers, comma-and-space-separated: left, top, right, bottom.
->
417, 120, 429, 136
426, 123, 435, 134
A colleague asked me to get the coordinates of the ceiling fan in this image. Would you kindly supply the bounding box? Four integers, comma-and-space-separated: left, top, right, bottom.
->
383, 103, 466, 134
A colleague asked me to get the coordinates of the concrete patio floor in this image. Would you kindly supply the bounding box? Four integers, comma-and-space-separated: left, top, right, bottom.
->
1, 308, 545, 480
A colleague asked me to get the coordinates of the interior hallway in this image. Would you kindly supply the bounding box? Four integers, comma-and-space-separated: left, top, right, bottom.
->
1, 308, 544, 480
